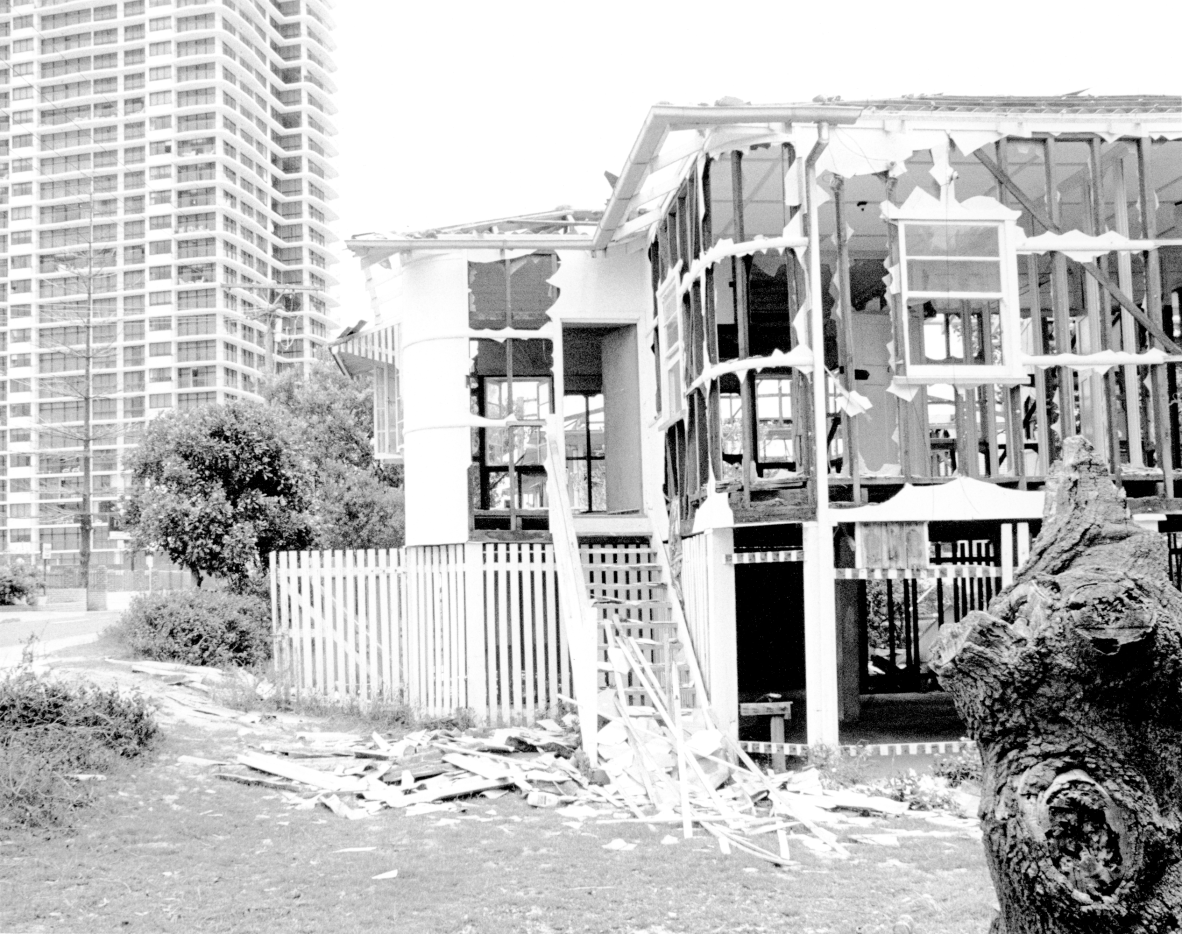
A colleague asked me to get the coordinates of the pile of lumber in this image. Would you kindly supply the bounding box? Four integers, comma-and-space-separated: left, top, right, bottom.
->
218, 720, 591, 819
214, 626, 928, 864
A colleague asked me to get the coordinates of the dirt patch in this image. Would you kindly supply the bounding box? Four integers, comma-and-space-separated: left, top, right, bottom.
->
1, 648, 998, 933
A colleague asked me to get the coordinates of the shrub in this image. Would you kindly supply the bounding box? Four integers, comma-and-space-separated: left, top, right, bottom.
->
111, 590, 272, 668
0, 665, 158, 830
0, 564, 41, 606
934, 743, 983, 787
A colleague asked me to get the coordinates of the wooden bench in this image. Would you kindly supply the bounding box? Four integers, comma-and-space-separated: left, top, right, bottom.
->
739, 701, 794, 771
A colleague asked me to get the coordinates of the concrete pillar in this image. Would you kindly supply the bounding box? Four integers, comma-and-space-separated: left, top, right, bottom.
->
803, 522, 840, 745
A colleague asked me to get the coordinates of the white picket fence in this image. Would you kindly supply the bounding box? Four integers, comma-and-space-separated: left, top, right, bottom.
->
270, 543, 574, 724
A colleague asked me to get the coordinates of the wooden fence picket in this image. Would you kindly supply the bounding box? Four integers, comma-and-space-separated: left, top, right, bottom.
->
273, 541, 606, 723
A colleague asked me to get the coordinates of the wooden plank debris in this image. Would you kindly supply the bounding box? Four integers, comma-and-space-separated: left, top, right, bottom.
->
211, 656, 939, 868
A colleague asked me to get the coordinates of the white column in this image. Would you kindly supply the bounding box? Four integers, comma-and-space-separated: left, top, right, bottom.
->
805, 125, 840, 747
803, 522, 839, 745
706, 528, 738, 740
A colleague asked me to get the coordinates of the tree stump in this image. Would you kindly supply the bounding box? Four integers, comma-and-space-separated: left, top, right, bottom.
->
932, 437, 1182, 933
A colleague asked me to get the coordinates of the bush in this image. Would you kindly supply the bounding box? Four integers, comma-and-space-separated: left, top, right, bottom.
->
0, 564, 41, 606
934, 743, 983, 787
0, 665, 158, 829
111, 590, 272, 668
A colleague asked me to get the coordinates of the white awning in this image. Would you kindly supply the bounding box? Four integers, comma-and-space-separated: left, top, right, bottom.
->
834, 477, 1045, 523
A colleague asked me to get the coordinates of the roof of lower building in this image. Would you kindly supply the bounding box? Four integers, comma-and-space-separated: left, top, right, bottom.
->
825, 94, 1182, 115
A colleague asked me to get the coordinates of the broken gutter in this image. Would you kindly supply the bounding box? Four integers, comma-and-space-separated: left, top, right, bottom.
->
592, 103, 864, 251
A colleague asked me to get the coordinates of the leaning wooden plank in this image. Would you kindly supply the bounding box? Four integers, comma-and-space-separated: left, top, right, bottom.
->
236, 751, 362, 793
614, 633, 742, 821
441, 753, 513, 781
387, 776, 514, 808
770, 790, 849, 858
214, 772, 305, 793
816, 789, 911, 817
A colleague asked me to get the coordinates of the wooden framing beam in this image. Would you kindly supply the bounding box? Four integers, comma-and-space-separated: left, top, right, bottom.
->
701, 160, 725, 486
1044, 139, 1076, 459
975, 147, 1182, 355
1089, 137, 1123, 480
996, 141, 1026, 486
832, 176, 862, 501
1138, 138, 1176, 497
731, 153, 756, 505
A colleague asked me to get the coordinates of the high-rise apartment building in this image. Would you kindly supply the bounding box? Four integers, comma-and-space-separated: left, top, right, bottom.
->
0, 0, 337, 567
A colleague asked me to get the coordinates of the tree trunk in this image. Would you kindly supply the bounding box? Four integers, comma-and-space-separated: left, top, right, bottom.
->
933, 437, 1182, 933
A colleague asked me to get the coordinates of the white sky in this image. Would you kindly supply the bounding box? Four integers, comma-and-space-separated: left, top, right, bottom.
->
329, 0, 1180, 328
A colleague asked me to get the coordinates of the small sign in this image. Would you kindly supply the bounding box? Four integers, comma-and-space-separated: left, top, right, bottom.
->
41, 543, 52, 559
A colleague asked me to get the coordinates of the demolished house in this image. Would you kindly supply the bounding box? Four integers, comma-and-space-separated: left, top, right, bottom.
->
296, 95, 1182, 764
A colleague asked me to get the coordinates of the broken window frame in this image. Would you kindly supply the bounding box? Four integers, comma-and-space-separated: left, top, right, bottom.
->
469, 252, 557, 532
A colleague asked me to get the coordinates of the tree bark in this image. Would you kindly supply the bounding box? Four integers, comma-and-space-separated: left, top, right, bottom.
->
933, 436, 1182, 933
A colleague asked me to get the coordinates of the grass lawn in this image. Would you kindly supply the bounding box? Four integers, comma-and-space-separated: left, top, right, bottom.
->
2, 645, 998, 934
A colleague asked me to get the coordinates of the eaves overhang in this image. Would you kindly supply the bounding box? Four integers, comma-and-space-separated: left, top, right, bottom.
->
591, 103, 865, 251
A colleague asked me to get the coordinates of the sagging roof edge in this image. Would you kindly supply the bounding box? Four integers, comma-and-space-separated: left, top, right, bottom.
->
591, 103, 865, 251
346, 103, 865, 261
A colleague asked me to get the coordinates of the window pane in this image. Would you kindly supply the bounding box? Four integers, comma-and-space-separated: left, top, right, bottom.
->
564, 395, 588, 458
906, 224, 999, 257
909, 299, 1002, 365
518, 472, 547, 509
907, 259, 1001, 294
567, 459, 589, 512
517, 427, 544, 466
755, 378, 795, 462
587, 394, 605, 457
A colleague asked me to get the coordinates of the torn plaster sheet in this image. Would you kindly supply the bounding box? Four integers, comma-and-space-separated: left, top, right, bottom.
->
691, 464, 736, 535
857, 453, 903, 478
467, 249, 544, 264
1021, 349, 1168, 374
929, 137, 955, 189
1019, 230, 1154, 263
687, 347, 815, 394
949, 129, 1005, 158
880, 185, 1021, 223
828, 371, 873, 416
792, 298, 810, 349
810, 126, 947, 181
401, 325, 558, 352
545, 249, 651, 324
679, 231, 808, 295
405, 416, 542, 435
885, 378, 920, 402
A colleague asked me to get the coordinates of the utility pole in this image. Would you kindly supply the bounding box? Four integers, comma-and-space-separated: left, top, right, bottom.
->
229, 285, 321, 377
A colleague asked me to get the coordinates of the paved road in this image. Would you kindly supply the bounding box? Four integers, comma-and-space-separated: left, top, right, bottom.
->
0, 609, 121, 667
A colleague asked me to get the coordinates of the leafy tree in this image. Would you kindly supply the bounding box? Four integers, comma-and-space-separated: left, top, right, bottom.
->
266, 363, 405, 549
311, 462, 405, 551
125, 402, 314, 586
264, 363, 373, 472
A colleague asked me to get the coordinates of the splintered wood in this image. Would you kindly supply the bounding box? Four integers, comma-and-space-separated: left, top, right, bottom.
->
594, 625, 847, 863
208, 627, 913, 865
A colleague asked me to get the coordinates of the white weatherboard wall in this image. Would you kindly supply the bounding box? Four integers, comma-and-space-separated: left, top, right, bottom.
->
370, 252, 473, 547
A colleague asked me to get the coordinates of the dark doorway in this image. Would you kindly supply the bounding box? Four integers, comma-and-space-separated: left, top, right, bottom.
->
735, 563, 805, 697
